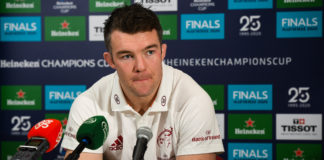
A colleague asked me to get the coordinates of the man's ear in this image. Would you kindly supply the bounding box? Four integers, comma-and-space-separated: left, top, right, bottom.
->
161, 43, 167, 60
103, 52, 116, 69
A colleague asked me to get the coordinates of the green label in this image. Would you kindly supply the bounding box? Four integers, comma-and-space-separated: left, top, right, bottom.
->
158, 15, 178, 40
45, 113, 69, 130
228, 114, 272, 139
277, 0, 322, 8
201, 84, 224, 110
89, 0, 131, 12
0, 0, 40, 13
276, 143, 322, 160
1, 85, 41, 110
45, 16, 86, 41
1, 141, 28, 160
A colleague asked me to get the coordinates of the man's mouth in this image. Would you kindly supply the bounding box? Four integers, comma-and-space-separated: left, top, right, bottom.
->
133, 76, 151, 82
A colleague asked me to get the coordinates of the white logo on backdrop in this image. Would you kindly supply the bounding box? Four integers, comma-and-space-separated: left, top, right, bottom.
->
216, 113, 224, 139
276, 114, 322, 140
134, 0, 177, 11
288, 87, 311, 108
11, 116, 31, 135
239, 15, 262, 36
89, 15, 109, 41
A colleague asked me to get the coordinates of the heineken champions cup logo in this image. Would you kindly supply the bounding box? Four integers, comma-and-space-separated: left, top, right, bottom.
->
51, 19, 79, 37
0, 0, 41, 13
7, 89, 35, 106
228, 114, 272, 139
1, 85, 42, 110
276, 143, 322, 160
234, 117, 266, 135
45, 16, 85, 41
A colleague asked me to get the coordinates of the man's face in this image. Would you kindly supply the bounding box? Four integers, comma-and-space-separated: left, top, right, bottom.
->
104, 29, 166, 99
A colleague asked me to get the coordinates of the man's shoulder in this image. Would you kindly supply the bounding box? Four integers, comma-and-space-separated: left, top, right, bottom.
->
167, 65, 203, 94
79, 72, 116, 100
91, 72, 116, 89
164, 64, 193, 85
165, 65, 210, 105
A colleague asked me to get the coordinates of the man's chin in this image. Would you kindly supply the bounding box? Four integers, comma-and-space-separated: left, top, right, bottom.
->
133, 89, 154, 98
134, 92, 152, 98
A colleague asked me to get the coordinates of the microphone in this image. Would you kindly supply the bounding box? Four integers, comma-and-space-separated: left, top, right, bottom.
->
11, 119, 63, 160
66, 115, 109, 160
132, 126, 153, 160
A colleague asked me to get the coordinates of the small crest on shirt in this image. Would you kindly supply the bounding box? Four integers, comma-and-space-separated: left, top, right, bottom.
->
161, 96, 167, 106
157, 127, 173, 148
114, 94, 120, 104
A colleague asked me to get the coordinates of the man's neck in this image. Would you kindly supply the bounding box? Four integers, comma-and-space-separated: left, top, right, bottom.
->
125, 93, 157, 116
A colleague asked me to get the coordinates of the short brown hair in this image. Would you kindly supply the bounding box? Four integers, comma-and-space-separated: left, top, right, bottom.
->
104, 4, 163, 52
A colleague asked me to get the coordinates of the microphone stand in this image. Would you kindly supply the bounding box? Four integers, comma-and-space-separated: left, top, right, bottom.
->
65, 139, 89, 160
132, 138, 148, 160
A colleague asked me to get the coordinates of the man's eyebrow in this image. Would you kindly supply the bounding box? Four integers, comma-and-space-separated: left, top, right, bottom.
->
143, 44, 159, 51
116, 50, 132, 55
115, 44, 159, 55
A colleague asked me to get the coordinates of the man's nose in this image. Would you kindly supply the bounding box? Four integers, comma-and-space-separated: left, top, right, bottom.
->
134, 55, 146, 72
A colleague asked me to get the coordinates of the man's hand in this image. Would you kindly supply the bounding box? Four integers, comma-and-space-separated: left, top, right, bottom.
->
177, 153, 216, 160
64, 150, 103, 160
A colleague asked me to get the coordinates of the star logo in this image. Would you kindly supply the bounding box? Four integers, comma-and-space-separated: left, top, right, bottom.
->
61, 20, 70, 29
294, 148, 304, 157
16, 89, 26, 99
61, 118, 68, 127
245, 117, 255, 127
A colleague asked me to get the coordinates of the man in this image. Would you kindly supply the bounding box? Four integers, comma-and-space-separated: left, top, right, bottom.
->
62, 4, 224, 160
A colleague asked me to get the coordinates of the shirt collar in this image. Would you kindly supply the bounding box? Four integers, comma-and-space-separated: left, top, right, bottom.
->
150, 63, 172, 112
111, 63, 173, 112
111, 72, 133, 111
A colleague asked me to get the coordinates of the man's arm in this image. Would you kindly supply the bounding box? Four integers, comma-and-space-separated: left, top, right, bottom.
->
177, 153, 216, 160
175, 88, 224, 158
64, 149, 103, 160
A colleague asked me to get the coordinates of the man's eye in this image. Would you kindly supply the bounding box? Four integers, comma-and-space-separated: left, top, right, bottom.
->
147, 50, 154, 55
121, 55, 132, 59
